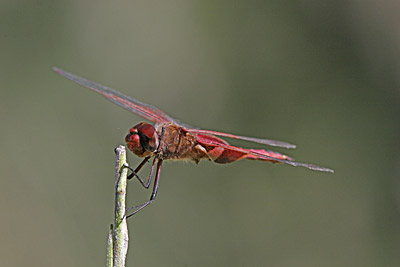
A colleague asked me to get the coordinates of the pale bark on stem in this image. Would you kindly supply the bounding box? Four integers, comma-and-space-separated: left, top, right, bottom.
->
106, 225, 114, 267
107, 145, 129, 267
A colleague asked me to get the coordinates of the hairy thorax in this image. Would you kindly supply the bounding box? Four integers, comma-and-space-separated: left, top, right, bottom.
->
156, 123, 208, 163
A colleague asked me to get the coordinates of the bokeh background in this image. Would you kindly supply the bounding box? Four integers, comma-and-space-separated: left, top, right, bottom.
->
1, 1, 399, 266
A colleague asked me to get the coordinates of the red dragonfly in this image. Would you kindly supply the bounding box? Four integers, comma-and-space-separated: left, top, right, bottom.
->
53, 67, 333, 216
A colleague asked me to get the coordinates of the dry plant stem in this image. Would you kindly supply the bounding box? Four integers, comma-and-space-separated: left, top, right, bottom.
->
106, 225, 114, 267
112, 145, 129, 267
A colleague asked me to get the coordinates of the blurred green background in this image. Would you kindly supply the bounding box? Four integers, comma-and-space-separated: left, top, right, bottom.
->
1, 1, 399, 266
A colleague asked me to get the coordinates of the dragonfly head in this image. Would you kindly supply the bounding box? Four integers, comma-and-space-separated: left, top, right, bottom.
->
125, 122, 159, 157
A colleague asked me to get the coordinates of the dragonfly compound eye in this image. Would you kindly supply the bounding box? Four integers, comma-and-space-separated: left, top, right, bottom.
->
135, 123, 159, 152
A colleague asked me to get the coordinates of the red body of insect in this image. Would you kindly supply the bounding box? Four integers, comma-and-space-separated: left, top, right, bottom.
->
53, 67, 333, 215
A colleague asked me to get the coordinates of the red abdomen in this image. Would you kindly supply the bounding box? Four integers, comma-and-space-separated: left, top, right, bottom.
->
196, 134, 292, 164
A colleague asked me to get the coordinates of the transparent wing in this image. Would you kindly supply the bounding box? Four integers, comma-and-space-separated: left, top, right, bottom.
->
197, 136, 334, 173
186, 129, 296, 149
53, 67, 176, 124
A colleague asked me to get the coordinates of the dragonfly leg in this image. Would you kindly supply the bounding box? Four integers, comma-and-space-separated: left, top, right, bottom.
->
126, 156, 154, 189
126, 159, 163, 218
